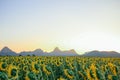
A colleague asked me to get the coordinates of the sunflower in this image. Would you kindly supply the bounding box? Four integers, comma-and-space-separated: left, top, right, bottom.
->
43, 65, 51, 75
31, 62, 40, 74
64, 69, 74, 79
26, 71, 37, 80
7, 64, 18, 78
34, 64, 41, 74
0, 62, 7, 71
86, 69, 92, 79
55, 61, 62, 67
107, 75, 112, 80
31, 62, 35, 71
24, 74, 30, 80
57, 76, 65, 80
90, 63, 98, 80
23, 65, 28, 72
69, 63, 74, 70
108, 63, 117, 75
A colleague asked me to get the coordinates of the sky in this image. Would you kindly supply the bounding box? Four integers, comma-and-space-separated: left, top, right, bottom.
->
0, 0, 120, 54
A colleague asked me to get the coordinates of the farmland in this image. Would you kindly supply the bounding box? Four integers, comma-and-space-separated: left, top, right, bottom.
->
0, 56, 120, 80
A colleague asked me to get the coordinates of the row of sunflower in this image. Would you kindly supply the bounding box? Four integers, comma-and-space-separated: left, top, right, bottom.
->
0, 56, 120, 80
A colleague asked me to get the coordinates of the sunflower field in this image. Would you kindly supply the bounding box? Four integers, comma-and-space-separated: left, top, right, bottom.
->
0, 56, 120, 80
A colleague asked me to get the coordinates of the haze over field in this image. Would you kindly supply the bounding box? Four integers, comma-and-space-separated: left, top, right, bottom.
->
0, 0, 120, 54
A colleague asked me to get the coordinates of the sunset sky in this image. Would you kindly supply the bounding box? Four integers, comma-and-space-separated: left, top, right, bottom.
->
0, 0, 120, 54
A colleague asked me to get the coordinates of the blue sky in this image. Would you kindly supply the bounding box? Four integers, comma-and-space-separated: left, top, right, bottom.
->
0, 0, 120, 54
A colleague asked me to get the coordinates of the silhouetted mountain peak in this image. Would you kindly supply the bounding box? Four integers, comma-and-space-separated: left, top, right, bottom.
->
69, 49, 77, 53
53, 47, 61, 52
33, 49, 43, 53
1, 46, 13, 53
0, 46, 17, 56
50, 47, 79, 56
84, 50, 120, 57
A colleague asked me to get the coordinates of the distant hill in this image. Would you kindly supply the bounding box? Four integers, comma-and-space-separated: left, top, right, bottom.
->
83, 50, 120, 57
1, 47, 120, 57
48, 47, 79, 56
0, 47, 79, 56
20, 49, 47, 56
0, 47, 17, 56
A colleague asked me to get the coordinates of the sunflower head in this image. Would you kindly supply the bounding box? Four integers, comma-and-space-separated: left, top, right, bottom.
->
34, 64, 39, 70
0, 62, 8, 71
55, 61, 62, 66
11, 68, 17, 77
64, 69, 74, 79
8, 64, 18, 78
2, 62, 7, 69
43, 65, 51, 75
23, 65, 28, 72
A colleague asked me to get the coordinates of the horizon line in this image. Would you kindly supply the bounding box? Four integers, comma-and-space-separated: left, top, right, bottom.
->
0, 46, 119, 54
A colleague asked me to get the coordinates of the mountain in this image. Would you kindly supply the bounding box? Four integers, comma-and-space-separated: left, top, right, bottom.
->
20, 49, 47, 56
83, 50, 120, 57
48, 47, 79, 56
1, 46, 120, 57
0, 47, 17, 56
0, 47, 79, 56
20, 47, 79, 56
53, 47, 61, 53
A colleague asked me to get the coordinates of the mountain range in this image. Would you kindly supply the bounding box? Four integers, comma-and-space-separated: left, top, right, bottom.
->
0, 47, 79, 56
0, 47, 120, 57
83, 50, 120, 57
